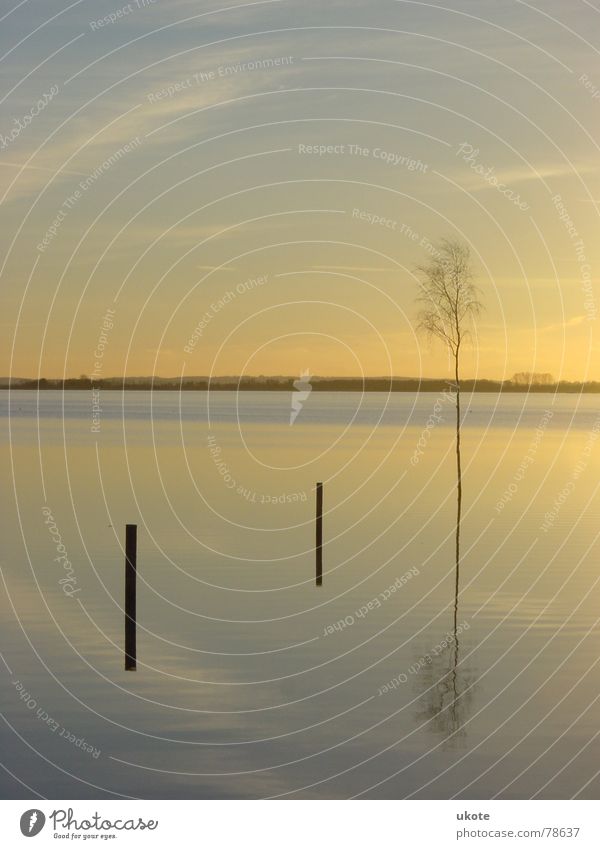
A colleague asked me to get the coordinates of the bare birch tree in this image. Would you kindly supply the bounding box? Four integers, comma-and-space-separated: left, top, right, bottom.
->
415, 238, 482, 601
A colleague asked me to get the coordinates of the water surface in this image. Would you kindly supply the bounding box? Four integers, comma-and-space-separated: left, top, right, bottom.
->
2, 390, 600, 799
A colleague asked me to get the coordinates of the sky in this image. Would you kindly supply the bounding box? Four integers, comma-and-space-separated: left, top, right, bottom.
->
1, 0, 599, 380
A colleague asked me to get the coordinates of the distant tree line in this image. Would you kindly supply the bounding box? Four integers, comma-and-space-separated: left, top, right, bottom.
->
5, 376, 600, 392
511, 372, 555, 386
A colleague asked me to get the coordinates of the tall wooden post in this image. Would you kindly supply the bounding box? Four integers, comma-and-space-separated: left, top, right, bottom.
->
124, 524, 137, 671
316, 482, 323, 586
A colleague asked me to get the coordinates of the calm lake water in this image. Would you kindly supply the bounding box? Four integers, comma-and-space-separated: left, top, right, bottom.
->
2, 390, 600, 799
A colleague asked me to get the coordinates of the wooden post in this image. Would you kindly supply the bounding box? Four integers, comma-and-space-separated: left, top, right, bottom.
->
316, 482, 323, 586
124, 524, 137, 671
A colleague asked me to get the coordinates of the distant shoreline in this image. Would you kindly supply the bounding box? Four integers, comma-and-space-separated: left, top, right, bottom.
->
3, 378, 600, 393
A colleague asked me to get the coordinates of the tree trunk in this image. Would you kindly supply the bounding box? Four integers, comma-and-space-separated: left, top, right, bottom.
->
454, 349, 462, 637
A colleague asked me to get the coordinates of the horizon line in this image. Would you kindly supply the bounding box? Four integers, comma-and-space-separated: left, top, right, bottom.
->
2, 375, 595, 384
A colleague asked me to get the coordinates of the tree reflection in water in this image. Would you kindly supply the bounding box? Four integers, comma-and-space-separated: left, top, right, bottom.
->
412, 442, 476, 745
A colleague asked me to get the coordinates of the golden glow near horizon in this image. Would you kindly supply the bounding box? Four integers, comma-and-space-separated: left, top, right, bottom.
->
1, 0, 599, 381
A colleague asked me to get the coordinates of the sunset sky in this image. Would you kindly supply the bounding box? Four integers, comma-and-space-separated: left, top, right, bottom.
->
1, 0, 599, 380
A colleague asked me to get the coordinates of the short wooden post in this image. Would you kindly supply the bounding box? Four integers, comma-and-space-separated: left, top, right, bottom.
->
124, 524, 137, 671
316, 482, 323, 586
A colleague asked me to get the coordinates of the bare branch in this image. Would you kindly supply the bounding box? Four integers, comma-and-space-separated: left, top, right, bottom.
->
414, 238, 482, 373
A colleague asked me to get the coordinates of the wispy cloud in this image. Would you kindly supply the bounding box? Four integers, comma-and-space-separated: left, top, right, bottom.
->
539, 315, 588, 333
